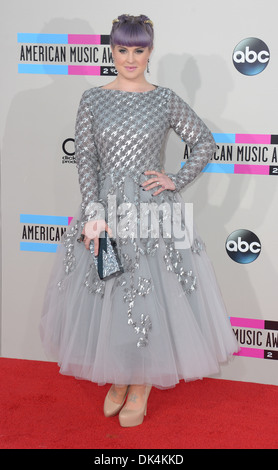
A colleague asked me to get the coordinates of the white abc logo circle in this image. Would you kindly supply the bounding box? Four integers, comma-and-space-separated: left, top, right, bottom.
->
226, 229, 261, 264
232, 38, 270, 76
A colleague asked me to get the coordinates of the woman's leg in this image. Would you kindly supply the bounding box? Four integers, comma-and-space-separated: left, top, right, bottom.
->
122, 384, 149, 410
119, 384, 152, 427
108, 384, 128, 404
103, 384, 129, 417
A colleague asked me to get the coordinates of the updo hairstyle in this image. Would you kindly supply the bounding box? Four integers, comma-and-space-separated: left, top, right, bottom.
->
110, 14, 154, 49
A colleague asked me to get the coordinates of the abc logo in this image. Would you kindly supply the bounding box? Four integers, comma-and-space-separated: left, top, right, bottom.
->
226, 229, 261, 264
233, 38, 270, 76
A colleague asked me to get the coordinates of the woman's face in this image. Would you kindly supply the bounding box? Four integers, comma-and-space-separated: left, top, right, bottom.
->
112, 45, 152, 80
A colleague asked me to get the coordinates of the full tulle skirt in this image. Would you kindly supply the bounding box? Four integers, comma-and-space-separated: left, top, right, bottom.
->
40, 175, 239, 388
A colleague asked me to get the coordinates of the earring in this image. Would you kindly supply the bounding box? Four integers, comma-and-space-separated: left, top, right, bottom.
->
147, 59, 150, 74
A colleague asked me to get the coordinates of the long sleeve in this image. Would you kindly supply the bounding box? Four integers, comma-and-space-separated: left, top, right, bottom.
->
166, 90, 216, 192
75, 90, 100, 223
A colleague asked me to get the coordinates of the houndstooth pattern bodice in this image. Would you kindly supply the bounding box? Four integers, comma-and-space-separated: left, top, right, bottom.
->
75, 86, 216, 221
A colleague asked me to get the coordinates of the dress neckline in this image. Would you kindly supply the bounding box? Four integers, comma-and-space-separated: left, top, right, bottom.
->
98, 85, 159, 94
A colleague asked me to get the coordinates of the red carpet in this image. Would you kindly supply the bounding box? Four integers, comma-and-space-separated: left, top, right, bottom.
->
0, 357, 277, 449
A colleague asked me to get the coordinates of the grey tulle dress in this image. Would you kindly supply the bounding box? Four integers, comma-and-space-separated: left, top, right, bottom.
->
40, 86, 239, 389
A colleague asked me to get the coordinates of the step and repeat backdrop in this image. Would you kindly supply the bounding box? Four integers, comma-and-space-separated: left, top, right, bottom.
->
1, 0, 278, 385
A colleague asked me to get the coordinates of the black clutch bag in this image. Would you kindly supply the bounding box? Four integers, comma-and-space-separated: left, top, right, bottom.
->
89, 231, 124, 280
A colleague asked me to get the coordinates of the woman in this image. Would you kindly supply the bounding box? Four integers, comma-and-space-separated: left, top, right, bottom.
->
40, 14, 239, 427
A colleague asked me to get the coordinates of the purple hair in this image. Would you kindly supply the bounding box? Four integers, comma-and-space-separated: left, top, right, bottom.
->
110, 14, 154, 49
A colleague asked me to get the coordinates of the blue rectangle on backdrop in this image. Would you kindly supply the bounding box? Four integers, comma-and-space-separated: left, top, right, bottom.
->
213, 133, 236, 144
202, 163, 235, 173
20, 214, 69, 225
18, 64, 68, 75
20, 242, 58, 253
17, 33, 68, 44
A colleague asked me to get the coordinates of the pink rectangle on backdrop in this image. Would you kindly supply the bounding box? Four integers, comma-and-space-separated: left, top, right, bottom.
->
234, 347, 264, 359
234, 164, 269, 175
235, 134, 271, 144
230, 317, 265, 329
68, 34, 101, 44
68, 65, 100, 76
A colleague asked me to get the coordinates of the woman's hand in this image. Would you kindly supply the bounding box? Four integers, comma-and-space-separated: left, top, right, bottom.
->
141, 170, 176, 196
82, 219, 113, 256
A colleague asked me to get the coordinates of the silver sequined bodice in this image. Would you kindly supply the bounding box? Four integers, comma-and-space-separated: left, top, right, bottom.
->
75, 86, 216, 221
